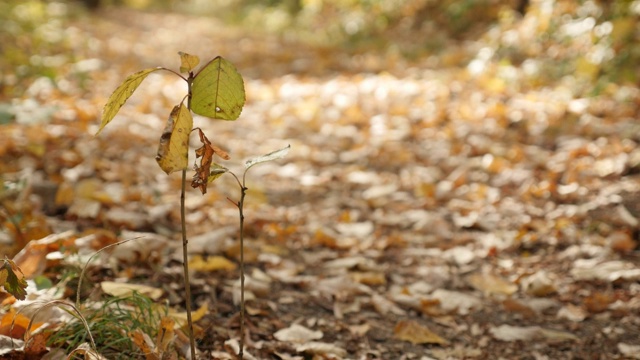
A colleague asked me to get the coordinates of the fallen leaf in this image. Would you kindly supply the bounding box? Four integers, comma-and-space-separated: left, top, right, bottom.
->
431, 289, 482, 315
502, 298, 536, 318
557, 304, 588, 322
571, 260, 640, 282
156, 316, 176, 353
129, 329, 159, 360
371, 293, 406, 316
295, 342, 347, 357
467, 272, 517, 296
393, 320, 448, 345
169, 302, 209, 326
24, 332, 48, 357
522, 270, 557, 297
350, 271, 386, 286
490, 324, 578, 342
490, 325, 540, 341
584, 292, 615, 313
189, 255, 237, 272
100, 282, 163, 300
274, 324, 323, 343
618, 343, 640, 359
0, 309, 32, 339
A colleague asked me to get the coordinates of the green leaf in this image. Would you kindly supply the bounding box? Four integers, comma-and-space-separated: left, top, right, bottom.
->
1, 258, 28, 300
156, 103, 193, 174
34, 275, 53, 290
207, 163, 228, 183
178, 51, 200, 74
245, 144, 291, 170
96, 68, 161, 136
190, 57, 245, 120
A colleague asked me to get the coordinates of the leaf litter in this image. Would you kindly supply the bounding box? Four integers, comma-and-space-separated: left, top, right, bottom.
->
0, 3, 639, 359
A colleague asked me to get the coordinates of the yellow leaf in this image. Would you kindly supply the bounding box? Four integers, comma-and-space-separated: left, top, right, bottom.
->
155, 104, 192, 174
393, 320, 449, 345
467, 272, 517, 295
170, 302, 209, 326
156, 316, 175, 353
189, 255, 236, 272
178, 52, 200, 74
100, 281, 163, 300
96, 68, 161, 136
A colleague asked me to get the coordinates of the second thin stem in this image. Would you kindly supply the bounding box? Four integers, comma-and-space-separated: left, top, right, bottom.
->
181, 168, 197, 360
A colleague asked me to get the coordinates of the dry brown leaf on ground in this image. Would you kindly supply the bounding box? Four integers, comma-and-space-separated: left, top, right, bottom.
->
393, 319, 449, 345
466, 272, 518, 296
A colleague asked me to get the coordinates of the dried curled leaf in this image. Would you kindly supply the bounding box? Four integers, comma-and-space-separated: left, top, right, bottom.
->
191, 128, 230, 194
156, 104, 192, 174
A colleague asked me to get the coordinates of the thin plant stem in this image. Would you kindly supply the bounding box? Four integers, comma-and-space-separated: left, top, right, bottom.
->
181, 168, 197, 360
227, 172, 247, 359
238, 185, 247, 359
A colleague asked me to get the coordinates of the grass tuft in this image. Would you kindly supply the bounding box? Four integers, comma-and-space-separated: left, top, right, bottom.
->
48, 292, 167, 360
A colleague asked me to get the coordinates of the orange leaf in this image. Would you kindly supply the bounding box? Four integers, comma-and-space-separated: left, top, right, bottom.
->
24, 332, 48, 356
156, 316, 175, 353
0, 309, 43, 339
129, 328, 159, 360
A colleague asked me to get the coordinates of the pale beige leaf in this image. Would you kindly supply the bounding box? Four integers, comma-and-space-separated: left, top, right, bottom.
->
100, 281, 163, 300
274, 324, 323, 343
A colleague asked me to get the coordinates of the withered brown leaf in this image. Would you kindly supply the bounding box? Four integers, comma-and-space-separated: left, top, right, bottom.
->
191, 128, 230, 194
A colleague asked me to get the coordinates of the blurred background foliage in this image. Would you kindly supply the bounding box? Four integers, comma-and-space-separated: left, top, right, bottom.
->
188, 0, 639, 93
0, 0, 638, 98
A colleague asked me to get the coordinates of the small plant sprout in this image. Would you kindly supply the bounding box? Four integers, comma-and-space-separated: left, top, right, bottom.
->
96, 52, 288, 359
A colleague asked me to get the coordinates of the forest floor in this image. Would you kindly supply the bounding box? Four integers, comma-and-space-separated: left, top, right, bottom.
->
1, 5, 640, 360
